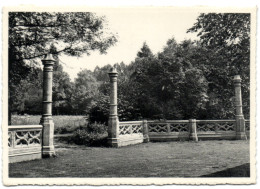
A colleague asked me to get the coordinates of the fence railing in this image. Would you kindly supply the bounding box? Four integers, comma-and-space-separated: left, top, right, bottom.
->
147, 120, 190, 141
147, 120, 189, 133
8, 119, 250, 161
119, 121, 144, 135
196, 120, 236, 132
8, 125, 43, 163
146, 119, 250, 141
117, 121, 149, 146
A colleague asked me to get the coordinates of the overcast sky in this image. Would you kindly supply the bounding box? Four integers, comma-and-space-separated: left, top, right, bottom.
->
59, 8, 200, 80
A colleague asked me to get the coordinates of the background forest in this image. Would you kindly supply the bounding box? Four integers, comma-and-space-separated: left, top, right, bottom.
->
9, 13, 250, 123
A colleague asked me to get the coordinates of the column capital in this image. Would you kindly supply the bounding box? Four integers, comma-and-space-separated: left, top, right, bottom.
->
234, 75, 241, 83
108, 67, 118, 77
41, 54, 55, 66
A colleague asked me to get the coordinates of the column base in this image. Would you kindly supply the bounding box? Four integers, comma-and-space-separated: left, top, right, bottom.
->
236, 132, 247, 140
190, 134, 198, 142
143, 135, 150, 143
40, 117, 55, 157
107, 138, 120, 148
42, 146, 56, 158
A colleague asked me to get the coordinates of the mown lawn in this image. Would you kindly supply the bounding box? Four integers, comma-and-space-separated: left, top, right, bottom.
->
9, 140, 250, 177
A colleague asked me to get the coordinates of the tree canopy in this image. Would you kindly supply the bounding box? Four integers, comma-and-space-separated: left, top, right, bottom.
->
9, 13, 250, 122
8, 12, 117, 90
187, 13, 250, 48
9, 12, 117, 61
187, 13, 250, 118
9, 12, 118, 122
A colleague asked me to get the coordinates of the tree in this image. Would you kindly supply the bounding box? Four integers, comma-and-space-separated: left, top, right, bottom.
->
9, 59, 75, 115
52, 59, 74, 115
9, 68, 43, 115
155, 39, 209, 119
187, 13, 250, 118
72, 69, 99, 115
88, 93, 110, 124
8, 12, 117, 123
187, 13, 250, 48
187, 13, 250, 78
91, 62, 140, 122
137, 42, 153, 58
9, 12, 117, 63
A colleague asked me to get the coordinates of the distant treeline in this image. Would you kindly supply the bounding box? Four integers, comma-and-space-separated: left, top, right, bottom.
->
9, 13, 250, 122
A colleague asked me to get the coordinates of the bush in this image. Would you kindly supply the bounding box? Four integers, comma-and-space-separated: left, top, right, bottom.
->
54, 125, 78, 134
69, 123, 108, 147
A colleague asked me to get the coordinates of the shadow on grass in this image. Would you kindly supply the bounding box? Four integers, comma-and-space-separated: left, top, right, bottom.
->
201, 163, 250, 177
55, 135, 109, 147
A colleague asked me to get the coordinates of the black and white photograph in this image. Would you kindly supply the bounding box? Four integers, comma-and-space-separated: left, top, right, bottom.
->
1, 3, 257, 186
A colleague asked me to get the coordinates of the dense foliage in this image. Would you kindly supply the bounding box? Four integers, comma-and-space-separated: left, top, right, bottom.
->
187, 13, 250, 118
69, 123, 108, 146
8, 12, 117, 123
9, 13, 250, 122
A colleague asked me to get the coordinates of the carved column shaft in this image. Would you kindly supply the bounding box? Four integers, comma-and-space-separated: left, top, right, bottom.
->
40, 54, 56, 157
143, 120, 149, 143
189, 119, 198, 142
42, 63, 53, 117
234, 75, 247, 140
108, 67, 119, 147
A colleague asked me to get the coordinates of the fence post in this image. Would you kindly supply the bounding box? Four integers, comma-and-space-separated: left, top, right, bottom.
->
40, 54, 56, 157
11, 131, 15, 148
166, 122, 171, 133
189, 119, 198, 142
108, 67, 120, 147
234, 75, 247, 140
143, 120, 149, 143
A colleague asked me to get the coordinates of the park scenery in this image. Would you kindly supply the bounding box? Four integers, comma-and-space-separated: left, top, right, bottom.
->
6, 9, 252, 180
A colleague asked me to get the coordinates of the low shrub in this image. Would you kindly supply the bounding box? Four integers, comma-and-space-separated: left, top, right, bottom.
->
69, 123, 108, 147
54, 125, 79, 134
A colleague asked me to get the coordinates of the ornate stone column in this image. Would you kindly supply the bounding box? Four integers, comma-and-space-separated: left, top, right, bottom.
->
40, 54, 56, 157
234, 75, 247, 140
189, 119, 198, 142
108, 67, 119, 147
143, 120, 149, 143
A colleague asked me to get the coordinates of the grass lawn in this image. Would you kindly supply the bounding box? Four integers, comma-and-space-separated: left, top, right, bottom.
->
9, 140, 250, 177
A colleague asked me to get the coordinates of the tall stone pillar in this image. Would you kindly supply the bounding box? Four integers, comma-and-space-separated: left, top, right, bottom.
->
108, 67, 119, 147
40, 54, 56, 157
234, 75, 247, 140
189, 119, 198, 142
143, 120, 149, 143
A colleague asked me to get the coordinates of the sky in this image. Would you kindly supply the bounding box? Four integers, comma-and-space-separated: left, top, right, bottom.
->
59, 8, 200, 80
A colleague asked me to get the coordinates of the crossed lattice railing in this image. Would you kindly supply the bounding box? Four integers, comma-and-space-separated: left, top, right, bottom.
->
147, 119, 250, 134
196, 120, 236, 132
148, 120, 189, 133
8, 125, 43, 148
119, 118, 250, 143
119, 121, 143, 135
